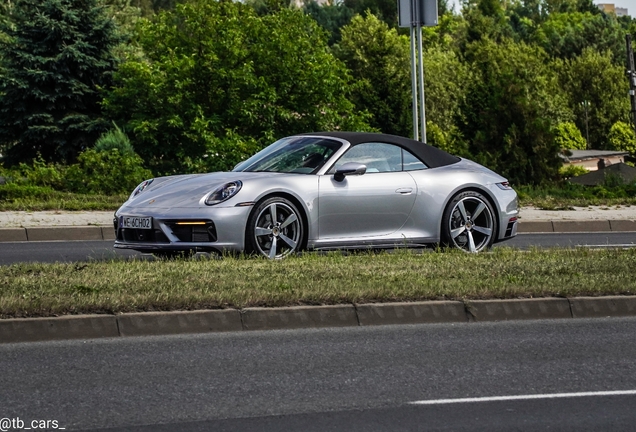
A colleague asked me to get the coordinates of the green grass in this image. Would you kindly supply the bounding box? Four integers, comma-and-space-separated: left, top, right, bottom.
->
1, 248, 635, 319
516, 183, 636, 210
0, 183, 127, 211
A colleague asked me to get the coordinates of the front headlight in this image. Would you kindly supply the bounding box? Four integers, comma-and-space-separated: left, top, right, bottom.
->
129, 179, 154, 200
205, 181, 242, 206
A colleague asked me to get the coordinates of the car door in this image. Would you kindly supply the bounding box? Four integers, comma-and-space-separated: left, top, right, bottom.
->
318, 142, 418, 239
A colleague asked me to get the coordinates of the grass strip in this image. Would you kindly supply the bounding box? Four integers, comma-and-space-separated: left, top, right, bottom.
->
1, 183, 636, 211
1, 247, 635, 318
516, 184, 636, 210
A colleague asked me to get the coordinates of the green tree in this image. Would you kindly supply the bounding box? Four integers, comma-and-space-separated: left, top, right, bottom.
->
343, 0, 398, 27
335, 13, 411, 136
459, 39, 571, 184
608, 121, 636, 154
101, 0, 142, 34
555, 48, 630, 149
303, 0, 353, 45
554, 122, 587, 149
461, 0, 513, 46
104, 0, 369, 174
422, 46, 471, 141
0, 0, 122, 165
534, 12, 625, 61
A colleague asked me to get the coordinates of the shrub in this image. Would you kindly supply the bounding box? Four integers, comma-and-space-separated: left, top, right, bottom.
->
0, 183, 56, 200
16, 157, 67, 189
64, 149, 152, 195
559, 164, 588, 179
607, 121, 636, 155
94, 124, 135, 156
554, 122, 586, 150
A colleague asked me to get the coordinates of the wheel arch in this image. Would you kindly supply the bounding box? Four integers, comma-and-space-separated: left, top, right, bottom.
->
245, 192, 310, 251
440, 186, 500, 242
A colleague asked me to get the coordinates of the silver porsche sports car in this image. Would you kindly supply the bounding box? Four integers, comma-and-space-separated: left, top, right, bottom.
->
114, 132, 518, 258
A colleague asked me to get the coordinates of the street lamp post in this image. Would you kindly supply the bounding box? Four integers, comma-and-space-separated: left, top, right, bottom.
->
581, 100, 590, 149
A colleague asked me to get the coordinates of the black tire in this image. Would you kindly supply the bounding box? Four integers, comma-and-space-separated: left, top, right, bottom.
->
246, 197, 304, 259
441, 191, 496, 253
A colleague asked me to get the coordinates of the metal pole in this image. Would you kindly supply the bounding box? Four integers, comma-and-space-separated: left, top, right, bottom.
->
584, 101, 590, 149
417, 24, 426, 143
626, 34, 636, 136
410, 24, 419, 141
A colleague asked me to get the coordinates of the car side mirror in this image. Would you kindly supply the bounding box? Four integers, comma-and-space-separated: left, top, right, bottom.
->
334, 162, 367, 182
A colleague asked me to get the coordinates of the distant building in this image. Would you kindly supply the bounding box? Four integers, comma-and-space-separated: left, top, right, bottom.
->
597, 3, 629, 17
560, 149, 629, 171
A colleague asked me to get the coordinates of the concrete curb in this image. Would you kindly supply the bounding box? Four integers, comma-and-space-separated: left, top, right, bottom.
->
517, 219, 635, 233
464, 298, 572, 321
355, 301, 466, 325
0, 219, 635, 242
2, 296, 636, 344
241, 305, 359, 330
0, 226, 113, 242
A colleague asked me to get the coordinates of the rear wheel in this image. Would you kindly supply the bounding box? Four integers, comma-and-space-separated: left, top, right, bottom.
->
441, 191, 496, 253
246, 197, 304, 259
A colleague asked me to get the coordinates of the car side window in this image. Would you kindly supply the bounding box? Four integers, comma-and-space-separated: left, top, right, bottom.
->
332, 143, 402, 173
402, 149, 428, 171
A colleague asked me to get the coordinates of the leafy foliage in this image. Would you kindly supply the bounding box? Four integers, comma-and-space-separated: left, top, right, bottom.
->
303, 0, 354, 45
104, 0, 369, 174
554, 122, 587, 149
2, 149, 151, 195
608, 121, 636, 155
460, 39, 569, 184
94, 124, 135, 156
555, 48, 630, 150
559, 163, 588, 178
335, 14, 410, 137
65, 149, 152, 194
533, 12, 625, 61
0, 0, 122, 165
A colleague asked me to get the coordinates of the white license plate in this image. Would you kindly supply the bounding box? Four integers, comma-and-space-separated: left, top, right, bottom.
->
121, 216, 152, 230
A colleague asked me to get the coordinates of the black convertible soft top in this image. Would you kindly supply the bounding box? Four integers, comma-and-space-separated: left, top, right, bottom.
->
303, 131, 460, 169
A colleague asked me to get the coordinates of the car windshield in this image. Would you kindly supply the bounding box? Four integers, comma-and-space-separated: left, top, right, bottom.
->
233, 137, 343, 174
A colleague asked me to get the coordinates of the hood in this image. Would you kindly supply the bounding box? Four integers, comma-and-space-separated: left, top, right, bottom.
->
124, 171, 282, 208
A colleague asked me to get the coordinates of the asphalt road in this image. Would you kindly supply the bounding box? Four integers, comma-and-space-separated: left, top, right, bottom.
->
1, 318, 636, 431
0, 232, 636, 264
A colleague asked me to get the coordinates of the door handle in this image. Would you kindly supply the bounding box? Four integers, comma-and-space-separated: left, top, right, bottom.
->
395, 188, 413, 195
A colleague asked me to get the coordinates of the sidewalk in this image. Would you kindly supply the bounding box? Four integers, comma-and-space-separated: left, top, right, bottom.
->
0, 206, 635, 242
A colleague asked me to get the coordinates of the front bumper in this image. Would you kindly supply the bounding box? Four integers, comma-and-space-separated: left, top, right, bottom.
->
113, 206, 252, 254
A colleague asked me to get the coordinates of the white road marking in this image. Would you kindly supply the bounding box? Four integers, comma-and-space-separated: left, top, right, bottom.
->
409, 390, 636, 405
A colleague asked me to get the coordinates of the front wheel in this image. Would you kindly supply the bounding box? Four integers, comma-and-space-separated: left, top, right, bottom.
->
246, 197, 304, 259
441, 191, 496, 253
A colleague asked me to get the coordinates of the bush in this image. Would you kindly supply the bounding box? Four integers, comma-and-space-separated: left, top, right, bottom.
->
554, 122, 586, 150
559, 164, 588, 179
5, 156, 68, 189
94, 124, 135, 156
0, 183, 57, 201
1, 148, 152, 196
607, 121, 636, 155
64, 149, 152, 195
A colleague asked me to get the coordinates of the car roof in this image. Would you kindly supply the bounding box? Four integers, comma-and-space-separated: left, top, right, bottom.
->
300, 131, 460, 169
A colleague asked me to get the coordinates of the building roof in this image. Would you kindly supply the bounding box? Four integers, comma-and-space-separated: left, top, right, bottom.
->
560, 149, 629, 162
